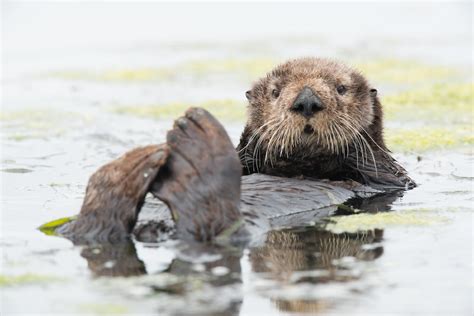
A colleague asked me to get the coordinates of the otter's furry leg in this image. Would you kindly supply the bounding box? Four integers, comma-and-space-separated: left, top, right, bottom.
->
58, 145, 169, 243
150, 108, 243, 242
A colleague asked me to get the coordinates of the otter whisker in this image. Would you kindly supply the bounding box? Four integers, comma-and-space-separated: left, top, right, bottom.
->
339, 115, 378, 176
254, 117, 281, 169
327, 124, 335, 154
281, 126, 289, 157
330, 123, 339, 155
339, 115, 373, 164
333, 122, 348, 157
358, 131, 378, 176
278, 124, 287, 157
338, 121, 354, 159
328, 124, 337, 155
283, 122, 297, 158
239, 118, 278, 154
253, 127, 272, 172
338, 117, 363, 168
331, 123, 344, 156
323, 126, 331, 154
276, 122, 290, 161
337, 123, 351, 158
286, 124, 294, 157
243, 118, 279, 173
291, 126, 300, 156
265, 120, 286, 166
359, 126, 390, 156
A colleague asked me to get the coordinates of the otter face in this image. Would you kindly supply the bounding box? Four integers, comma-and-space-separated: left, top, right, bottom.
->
245, 57, 380, 163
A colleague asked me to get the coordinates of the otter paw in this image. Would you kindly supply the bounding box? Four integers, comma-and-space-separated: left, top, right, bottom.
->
150, 108, 242, 241
81, 144, 169, 215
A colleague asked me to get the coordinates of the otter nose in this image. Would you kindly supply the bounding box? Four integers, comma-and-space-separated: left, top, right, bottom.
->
291, 87, 325, 118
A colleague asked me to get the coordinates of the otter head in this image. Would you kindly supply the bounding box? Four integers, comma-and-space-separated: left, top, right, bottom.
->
239, 57, 385, 174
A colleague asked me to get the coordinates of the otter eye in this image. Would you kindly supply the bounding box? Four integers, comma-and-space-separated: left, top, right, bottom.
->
272, 89, 280, 98
337, 85, 347, 95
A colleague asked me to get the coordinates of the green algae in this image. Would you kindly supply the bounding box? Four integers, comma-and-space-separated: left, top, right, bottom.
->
38, 216, 77, 236
54, 68, 174, 82
50, 58, 457, 84
113, 99, 247, 122
48, 57, 459, 85
181, 58, 278, 78
78, 303, 129, 315
0, 108, 91, 141
385, 125, 473, 152
0, 273, 64, 287
381, 82, 473, 152
384, 83, 473, 109
382, 82, 474, 123
50, 58, 278, 83
0, 108, 85, 123
356, 59, 458, 84
325, 210, 449, 234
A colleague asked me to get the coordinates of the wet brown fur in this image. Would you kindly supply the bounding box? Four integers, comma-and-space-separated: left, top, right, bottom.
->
238, 57, 415, 190
58, 145, 169, 243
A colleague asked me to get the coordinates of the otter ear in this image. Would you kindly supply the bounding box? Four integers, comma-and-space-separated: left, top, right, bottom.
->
245, 90, 252, 100
370, 88, 377, 97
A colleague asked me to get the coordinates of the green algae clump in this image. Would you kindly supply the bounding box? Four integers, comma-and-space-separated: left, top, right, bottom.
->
78, 303, 129, 315
50, 58, 278, 83
326, 210, 448, 234
383, 82, 474, 123
0, 273, 64, 287
385, 126, 473, 153
381, 82, 473, 152
356, 59, 457, 84
182, 58, 278, 78
38, 216, 77, 236
113, 99, 247, 122
0, 108, 92, 141
50, 68, 174, 82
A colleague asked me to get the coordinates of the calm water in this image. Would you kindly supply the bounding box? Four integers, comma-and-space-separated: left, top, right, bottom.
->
1, 2, 473, 315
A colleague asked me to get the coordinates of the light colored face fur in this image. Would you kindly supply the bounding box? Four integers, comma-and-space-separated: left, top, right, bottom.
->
245, 57, 376, 164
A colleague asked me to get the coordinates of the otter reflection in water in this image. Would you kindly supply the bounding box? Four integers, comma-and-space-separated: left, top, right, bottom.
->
77, 226, 383, 315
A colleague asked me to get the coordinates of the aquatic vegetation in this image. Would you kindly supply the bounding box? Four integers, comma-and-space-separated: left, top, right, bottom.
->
113, 99, 247, 121
381, 82, 473, 152
78, 303, 129, 315
0, 273, 63, 287
49, 58, 458, 85
53, 68, 174, 82
382, 82, 474, 123
38, 216, 77, 236
325, 210, 448, 234
385, 125, 473, 152
181, 58, 278, 78
356, 59, 458, 84
0, 109, 91, 141
50, 58, 279, 83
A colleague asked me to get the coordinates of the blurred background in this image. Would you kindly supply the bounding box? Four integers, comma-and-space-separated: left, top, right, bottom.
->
1, 2, 473, 315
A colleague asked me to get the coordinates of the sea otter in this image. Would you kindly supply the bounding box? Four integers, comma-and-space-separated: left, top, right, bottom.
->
51, 57, 415, 243
238, 58, 415, 189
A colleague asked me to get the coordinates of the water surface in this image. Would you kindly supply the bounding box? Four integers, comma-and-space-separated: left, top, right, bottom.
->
1, 2, 472, 315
